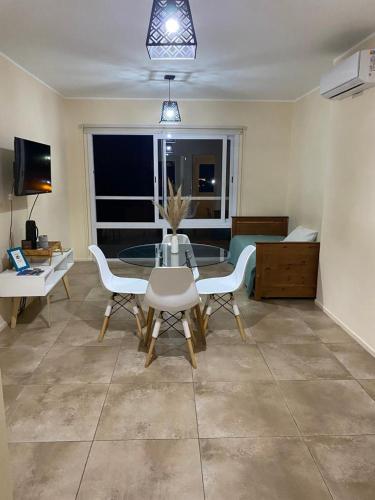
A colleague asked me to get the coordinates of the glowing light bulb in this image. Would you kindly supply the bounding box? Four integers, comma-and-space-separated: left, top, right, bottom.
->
166, 108, 175, 119
165, 18, 179, 34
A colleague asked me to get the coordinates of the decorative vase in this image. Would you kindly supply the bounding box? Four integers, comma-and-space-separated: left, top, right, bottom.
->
171, 234, 179, 254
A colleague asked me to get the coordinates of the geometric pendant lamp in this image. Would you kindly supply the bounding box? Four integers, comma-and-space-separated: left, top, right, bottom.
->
146, 0, 197, 60
160, 75, 182, 123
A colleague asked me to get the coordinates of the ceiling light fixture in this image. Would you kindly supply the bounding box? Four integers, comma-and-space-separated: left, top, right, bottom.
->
146, 0, 197, 60
160, 75, 181, 123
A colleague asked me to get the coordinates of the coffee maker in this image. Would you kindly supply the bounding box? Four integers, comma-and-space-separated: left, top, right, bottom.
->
25, 220, 39, 249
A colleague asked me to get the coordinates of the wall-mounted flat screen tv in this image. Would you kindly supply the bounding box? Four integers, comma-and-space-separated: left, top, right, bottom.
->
14, 137, 52, 196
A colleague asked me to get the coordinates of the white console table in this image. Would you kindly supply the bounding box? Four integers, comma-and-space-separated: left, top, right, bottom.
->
0, 249, 74, 328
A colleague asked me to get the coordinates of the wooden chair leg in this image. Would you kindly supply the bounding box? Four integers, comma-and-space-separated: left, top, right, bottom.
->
98, 300, 113, 342
187, 314, 197, 347
131, 296, 144, 341
231, 295, 247, 342
186, 338, 197, 369
135, 296, 146, 326
195, 304, 205, 342
182, 315, 197, 369
10, 297, 21, 329
144, 307, 155, 347
145, 314, 161, 368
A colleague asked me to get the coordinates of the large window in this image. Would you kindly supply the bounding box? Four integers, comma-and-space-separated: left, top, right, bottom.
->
88, 129, 240, 257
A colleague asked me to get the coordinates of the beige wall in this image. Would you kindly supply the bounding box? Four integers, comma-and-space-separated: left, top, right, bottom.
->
318, 85, 375, 354
0, 54, 70, 326
63, 99, 292, 259
287, 91, 331, 232
287, 36, 375, 353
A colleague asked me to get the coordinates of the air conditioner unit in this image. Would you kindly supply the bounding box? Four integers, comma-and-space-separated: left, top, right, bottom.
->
320, 49, 375, 100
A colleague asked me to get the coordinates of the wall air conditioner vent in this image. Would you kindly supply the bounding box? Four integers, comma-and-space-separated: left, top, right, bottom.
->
320, 49, 375, 100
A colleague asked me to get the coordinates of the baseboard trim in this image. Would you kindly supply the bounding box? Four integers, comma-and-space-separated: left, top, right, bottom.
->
315, 299, 375, 357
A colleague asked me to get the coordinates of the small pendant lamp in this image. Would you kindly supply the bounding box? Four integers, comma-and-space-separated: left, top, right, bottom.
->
160, 75, 181, 123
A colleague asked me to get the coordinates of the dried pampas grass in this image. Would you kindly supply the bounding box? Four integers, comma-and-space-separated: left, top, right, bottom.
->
154, 178, 191, 234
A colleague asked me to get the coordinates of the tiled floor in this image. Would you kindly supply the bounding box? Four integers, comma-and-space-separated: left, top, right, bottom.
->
1, 261, 375, 499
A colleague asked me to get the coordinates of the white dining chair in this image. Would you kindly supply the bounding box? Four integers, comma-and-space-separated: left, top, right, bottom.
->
144, 267, 201, 369
89, 245, 148, 342
196, 245, 256, 341
162, 233, 200, 280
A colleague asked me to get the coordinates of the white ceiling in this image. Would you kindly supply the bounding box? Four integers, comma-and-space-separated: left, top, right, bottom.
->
0, 0, 374, 100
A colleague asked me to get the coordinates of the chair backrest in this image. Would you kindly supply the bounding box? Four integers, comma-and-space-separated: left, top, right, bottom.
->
88, 245, 114, 291
145, 267, 199, 313
230, 245, 256, 290
162, 233, 191, 244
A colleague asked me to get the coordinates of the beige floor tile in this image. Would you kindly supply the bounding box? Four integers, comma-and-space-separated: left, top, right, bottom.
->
0, 321, 68, 349
358, 379, 375, 400
327, 343, 375, 379
70, 261, 98, 275
0, 347, 46, 385
195, 381, 298, 438
306, 435, 375, 500
96, 383, 197, 440
112, 346, 193, 384
50, 281, 93, 301
7, 384, 107, 442
17, 299, 82, 327
75, 301, 138, 327
280, 380, 375, 435
251, 315, 320, 343
10, 441, 91, 500
84, 286, 111, 301
56, 320, 125, 347
77, 439, 204, 500
201, 437, 331, 500
29, 345, 119, 384
206, 310, 250, 331
297, 309, 336, 330
259, 343, 351, 380
205, 327, 254, 345
314, 324, 356, 343
193, 344, 272, 382
268, 299, 319, 312
2, 385, 23, 418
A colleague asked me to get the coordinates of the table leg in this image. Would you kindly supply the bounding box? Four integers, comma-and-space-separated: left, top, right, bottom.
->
10, 297, 21, 329
46, 295, 52, 327
62, 275, 71, 299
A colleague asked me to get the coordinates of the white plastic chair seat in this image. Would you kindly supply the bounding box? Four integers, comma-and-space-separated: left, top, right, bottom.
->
196, 276, 238, 295
108, 275, 148, 295
144, 267, 199, 314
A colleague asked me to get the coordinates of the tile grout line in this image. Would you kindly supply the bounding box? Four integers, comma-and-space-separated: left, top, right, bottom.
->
74, 335, 122, 499
192, 365, 207, 500
256, 336, 335, 499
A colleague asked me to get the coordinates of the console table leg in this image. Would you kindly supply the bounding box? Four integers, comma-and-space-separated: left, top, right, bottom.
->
46, 295, 52, 327
10, 297, 21, 329
62, 275, 71, 299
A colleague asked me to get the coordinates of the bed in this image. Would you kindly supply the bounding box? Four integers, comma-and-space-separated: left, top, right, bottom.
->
229, 216, 320, 300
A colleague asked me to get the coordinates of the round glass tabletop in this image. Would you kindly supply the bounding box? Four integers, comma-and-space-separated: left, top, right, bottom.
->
118, 243, 229, 268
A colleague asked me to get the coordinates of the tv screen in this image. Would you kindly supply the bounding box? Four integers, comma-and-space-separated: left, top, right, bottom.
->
14, 137, 52, 196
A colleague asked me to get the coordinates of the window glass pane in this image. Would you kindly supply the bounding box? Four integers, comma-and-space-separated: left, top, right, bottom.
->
97, 229, 162, 258
93, 135, 154, 196
186, 200, 221, 219
158, 138, 223, 220
169, 228, 231, 249
96, 200, 154, 222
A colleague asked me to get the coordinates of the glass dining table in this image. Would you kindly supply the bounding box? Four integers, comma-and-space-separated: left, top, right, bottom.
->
118, 242, 229, 349
118, 243, 229, 269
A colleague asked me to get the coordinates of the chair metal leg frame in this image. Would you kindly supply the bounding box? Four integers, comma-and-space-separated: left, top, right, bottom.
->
145, 311, 197, 369
98, 293, 144, 342
203, 293, 247, 342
